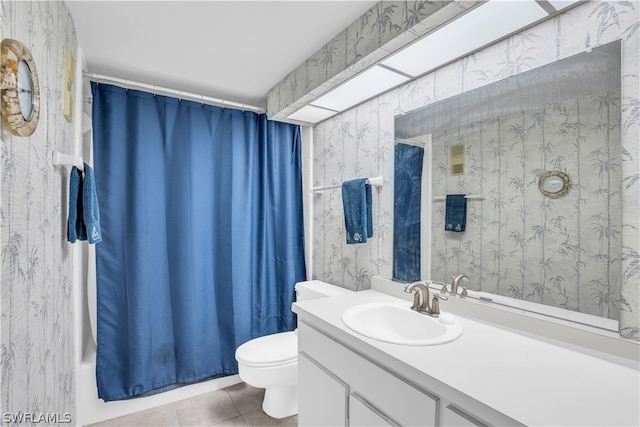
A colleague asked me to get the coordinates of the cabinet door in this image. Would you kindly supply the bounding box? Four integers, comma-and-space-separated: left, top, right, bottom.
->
299, 323, 438, 426
349, 393, 397, 427
441, 405, 489, 427
298, 352, 348, 427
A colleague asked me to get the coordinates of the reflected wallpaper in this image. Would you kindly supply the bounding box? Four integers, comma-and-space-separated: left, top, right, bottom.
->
430, 91, 622, 320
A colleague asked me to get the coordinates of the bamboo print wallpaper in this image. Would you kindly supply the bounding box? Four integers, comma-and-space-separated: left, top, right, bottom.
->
430, 91, 622, 320
1, 0, 77, 420
312, 1, 639, 339
267, 1, 468, 118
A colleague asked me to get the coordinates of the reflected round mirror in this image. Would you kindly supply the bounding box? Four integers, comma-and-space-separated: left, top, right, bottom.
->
539, 171, 570, 198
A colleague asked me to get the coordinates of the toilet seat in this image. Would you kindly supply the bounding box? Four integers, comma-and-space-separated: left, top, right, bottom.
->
235, 331, 297, 367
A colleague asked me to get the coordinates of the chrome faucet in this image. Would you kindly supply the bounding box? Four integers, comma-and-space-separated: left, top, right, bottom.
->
404, 281, 448, 317
451, 274, 469, 296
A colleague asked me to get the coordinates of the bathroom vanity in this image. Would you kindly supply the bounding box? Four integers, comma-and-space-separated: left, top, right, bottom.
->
292, 279, 640, 426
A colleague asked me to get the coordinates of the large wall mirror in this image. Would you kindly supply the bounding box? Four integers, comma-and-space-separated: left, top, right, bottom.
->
393, 41, 622, 327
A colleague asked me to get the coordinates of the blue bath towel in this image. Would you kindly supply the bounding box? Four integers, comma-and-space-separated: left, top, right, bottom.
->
342, 178, 373, 244
67, 166, 87, 242
82, 162, 102, 244
445, 194, 467, 232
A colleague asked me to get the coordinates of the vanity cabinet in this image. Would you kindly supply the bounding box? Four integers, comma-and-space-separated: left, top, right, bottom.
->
298, 321, 519, 427
299, 322, 438, 426
294, 287, 639, 427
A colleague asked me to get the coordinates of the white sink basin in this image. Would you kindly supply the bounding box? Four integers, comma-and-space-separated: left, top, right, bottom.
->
341, 302, 463, 345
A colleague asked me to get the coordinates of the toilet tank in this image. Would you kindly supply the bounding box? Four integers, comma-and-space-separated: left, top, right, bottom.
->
295, 280, 352, 301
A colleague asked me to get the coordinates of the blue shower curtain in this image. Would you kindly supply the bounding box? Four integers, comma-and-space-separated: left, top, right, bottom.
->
91, 83, 306, 401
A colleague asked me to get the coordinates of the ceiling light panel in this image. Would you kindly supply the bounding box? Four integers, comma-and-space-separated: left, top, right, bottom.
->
380, 0, 548, 77
546, 0, 582, 11
311, 65, 410, 112
287, 105, 338, 124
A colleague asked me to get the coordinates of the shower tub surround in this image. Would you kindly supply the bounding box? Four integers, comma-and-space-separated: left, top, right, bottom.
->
293, 277, 640, 426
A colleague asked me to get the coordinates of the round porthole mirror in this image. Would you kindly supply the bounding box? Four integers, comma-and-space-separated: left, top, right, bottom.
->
538, 171, 571, 199
1, 38, 40, 136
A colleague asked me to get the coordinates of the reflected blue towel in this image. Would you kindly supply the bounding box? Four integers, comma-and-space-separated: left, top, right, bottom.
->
68, 166, 87, 242
445, 194, 467, 232
83, 162, 102, 244
342, 178, 373, 244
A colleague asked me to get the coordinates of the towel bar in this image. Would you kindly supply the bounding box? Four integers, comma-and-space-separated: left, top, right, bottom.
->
52, 150, 84, 170
433, 195, 484, 202
311, 176, 383, 193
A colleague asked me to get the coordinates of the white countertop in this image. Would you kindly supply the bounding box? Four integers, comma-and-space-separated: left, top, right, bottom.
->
293, 289, 640, 427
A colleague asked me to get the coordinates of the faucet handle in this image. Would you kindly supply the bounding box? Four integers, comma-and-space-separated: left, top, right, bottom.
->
404, 283, 423, 310
431, 296, 440, 316
410, 290, 421, 311
430, 294, 448, 316
428, 281, 447, 292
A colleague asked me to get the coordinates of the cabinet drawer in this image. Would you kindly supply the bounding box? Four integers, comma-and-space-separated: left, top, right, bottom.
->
299, 322, 438, 427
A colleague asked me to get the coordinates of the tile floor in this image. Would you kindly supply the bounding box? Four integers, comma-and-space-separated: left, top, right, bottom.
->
88, 383, 297, 427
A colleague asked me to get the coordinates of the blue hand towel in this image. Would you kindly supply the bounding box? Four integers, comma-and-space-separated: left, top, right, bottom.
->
82, 162, 102, 244
445, 194, 467, 232
342, 178, 373, 244
68, 166, 86, 242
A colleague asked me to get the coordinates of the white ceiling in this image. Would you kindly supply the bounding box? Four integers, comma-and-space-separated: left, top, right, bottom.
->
65, 0, 378, 109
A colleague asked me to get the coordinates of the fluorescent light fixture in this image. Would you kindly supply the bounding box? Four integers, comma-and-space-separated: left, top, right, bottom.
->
547, 0, 582, 11
287, 105, 338, 124
380, 0, 548, 77
311, 65, 410, 112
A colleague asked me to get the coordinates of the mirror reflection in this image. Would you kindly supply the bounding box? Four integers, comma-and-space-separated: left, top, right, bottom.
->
393, 41, 622, 322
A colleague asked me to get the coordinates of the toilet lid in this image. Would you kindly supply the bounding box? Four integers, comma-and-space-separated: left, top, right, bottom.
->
235, 331, 297, 367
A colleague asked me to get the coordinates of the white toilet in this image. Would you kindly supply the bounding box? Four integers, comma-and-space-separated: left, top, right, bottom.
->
234, 280, 352, 419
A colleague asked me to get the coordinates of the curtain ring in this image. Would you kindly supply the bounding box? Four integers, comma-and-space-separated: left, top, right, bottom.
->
124, 80, 129, 92
221, 100, 225, 110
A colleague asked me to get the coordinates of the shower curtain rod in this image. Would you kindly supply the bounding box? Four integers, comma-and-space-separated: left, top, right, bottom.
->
84, 72, 265, 114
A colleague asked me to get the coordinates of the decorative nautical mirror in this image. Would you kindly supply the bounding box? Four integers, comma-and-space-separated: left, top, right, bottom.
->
1, 38, 40, 136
